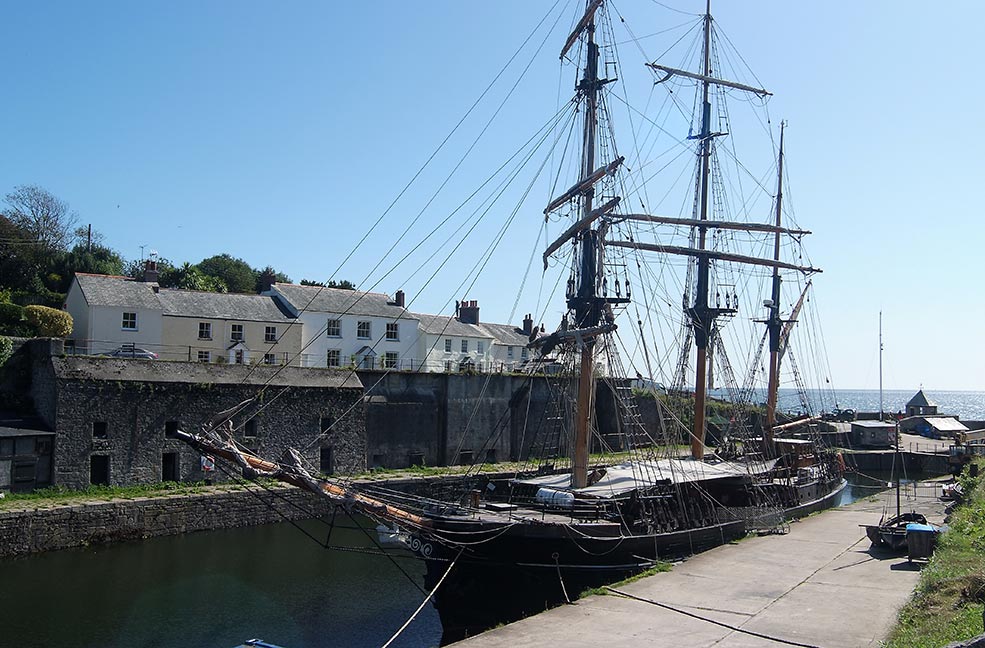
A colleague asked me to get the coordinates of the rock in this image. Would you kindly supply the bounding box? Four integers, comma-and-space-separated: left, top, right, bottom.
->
945, 633, 985, 648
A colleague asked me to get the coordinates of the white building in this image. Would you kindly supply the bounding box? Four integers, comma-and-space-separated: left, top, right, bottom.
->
65, 273, 165, 355
65, 273, 302, 364
266, 283, 421, 370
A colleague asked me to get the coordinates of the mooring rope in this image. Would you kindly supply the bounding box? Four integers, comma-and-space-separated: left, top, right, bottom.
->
603, 586, 824, 648
380, 548, 464, 648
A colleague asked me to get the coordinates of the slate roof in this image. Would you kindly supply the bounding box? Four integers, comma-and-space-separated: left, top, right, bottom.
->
906, 390, 937, 408
74, 273, 163, 310
413, 313, 492, 338
272, 283, 417, 320
53, 357, 363, 389
479, 322, 530, 347
158, 290, 295, 322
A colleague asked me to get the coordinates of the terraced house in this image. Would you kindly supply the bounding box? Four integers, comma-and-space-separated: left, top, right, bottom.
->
65, 273, 303, 365
65, 275, 535, 372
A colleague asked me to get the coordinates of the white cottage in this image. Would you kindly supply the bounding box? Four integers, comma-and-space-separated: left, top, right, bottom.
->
266, 283, 421, 370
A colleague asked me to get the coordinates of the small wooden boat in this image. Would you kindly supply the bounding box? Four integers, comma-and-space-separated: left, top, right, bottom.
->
863, 511, 928, 551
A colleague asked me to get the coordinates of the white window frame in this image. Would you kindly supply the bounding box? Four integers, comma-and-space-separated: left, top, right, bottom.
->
327, 349, 341, 368
461, 339, 468, 353
122, 312, 137, 331
385, 322, 399, 341
383, 351, 399, 369
197, 350, 211, 363
231, 324, 244, 341
507, 346, 514, 359
198, 322, 212, 340
265, 326, 277, 343
444, 338, 452, 353
263, 353, 277, 365
357, 321, 371, 339
477, 341, 484, 354
326, 319, 341, 337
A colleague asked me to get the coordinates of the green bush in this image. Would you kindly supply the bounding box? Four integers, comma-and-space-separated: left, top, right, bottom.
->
0, 336, 12, 366
23, 305, 73, 337
0, 303, 36, 337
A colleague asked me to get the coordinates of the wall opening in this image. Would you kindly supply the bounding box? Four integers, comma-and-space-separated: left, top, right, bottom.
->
90, 455, 110, 486
92, 421, 108, 439
165, 421, 178, 438
408, 452, 425, 467
458, 450, 474, 466
162, 452, 179, 482
485, 448, 497, 464
319, 447, 334, 475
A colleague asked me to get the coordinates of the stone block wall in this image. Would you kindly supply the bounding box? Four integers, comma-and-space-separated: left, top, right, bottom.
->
47, 359, 365, 489
0, 487, 333, 558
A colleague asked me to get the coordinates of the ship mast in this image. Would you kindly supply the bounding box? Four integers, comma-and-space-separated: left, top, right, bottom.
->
764, 123, 786, 440
571, 2, 602, 489
688, 0, 725, 461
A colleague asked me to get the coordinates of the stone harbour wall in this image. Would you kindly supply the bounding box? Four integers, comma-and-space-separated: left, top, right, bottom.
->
0, 487, 333, 559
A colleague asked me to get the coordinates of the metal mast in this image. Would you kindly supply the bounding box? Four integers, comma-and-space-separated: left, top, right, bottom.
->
765, 123, 786, 440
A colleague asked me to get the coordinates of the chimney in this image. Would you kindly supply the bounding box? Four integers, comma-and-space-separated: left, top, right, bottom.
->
143, 260, 159, 284
394, 289, 405, 308
459, 299, 480, 325
259, 274, 276, 293
522, 313, 533, 336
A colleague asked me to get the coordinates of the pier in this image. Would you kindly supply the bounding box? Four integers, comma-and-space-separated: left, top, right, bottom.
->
452, 482, 946, 648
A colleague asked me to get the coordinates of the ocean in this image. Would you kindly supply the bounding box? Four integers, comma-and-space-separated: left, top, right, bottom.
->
775, 389, 985, 420
704, 388, 985, 421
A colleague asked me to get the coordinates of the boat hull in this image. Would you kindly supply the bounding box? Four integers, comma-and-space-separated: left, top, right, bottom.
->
422, 477, 847, 643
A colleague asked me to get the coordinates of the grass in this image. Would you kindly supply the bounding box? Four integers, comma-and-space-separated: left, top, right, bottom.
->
884, 460, 985, 648
0, 480, 238, 510
578, 561, 673, 599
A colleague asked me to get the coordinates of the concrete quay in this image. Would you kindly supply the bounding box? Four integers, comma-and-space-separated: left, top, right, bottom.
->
453, 483, 947, 648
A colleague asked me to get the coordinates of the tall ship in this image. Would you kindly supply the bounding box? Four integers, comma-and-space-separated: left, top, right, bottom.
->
175, 1, 845, 640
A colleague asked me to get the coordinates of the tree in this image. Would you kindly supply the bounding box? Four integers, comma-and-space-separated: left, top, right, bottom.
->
2, 185, 78, 252
197, 254, 256, 294
55, 243, 125, 290
169, 263, 227, 292
327, 279, 357, 290
300, 279, 325, 287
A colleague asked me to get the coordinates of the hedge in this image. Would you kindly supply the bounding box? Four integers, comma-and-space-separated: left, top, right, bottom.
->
23, 305, 73, 337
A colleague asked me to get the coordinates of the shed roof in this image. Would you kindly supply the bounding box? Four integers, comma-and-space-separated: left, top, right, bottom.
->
73, 273, 162, 310
906, 390, 937, 408
924, 417, 968, 432
851, 420, 896, 429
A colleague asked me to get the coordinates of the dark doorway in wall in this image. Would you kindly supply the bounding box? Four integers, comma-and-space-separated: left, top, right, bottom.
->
319, 447, 334, 475
90, 455, 110, 486
162, 452, 179, 481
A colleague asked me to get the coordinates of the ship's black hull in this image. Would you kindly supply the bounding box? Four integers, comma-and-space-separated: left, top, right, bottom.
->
422, 477, 847, 643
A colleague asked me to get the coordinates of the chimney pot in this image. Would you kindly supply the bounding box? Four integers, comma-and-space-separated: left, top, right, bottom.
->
143, 260, 160, 284
394, 289, 405, 308
459, 300, 480, 325
522, 313, 534, 336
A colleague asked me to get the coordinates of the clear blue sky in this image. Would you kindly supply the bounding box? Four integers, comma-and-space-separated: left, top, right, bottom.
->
1, 1, 981, 392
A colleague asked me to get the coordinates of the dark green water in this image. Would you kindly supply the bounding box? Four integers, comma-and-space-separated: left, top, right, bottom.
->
0, 518, 441, 648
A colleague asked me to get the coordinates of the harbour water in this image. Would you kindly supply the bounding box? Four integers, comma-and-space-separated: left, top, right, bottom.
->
0, 517, 442, 648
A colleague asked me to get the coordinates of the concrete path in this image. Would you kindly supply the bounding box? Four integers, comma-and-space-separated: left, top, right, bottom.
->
453, 482, 946, 648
